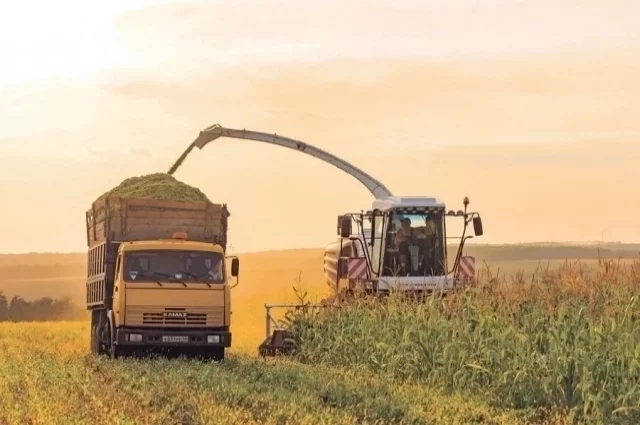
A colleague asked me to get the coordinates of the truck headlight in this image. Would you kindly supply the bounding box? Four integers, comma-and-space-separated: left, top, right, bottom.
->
129, 333, 143, 342
207, 335, 220, 344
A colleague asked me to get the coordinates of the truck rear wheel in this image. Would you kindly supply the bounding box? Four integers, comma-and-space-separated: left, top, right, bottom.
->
90, 324, 101, 355
90, 310, 108, 355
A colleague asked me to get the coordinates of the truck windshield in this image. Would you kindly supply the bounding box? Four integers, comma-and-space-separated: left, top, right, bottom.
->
123, 250, 225, 283
382, 212, 446, 277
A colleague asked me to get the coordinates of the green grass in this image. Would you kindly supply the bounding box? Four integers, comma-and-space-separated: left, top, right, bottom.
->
289, 259, 640, 425
0, 323, 561, 425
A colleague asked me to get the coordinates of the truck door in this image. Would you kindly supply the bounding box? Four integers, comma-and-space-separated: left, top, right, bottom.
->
112, 254, 124, 326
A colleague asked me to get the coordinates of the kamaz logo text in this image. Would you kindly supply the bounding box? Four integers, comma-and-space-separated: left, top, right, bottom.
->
163, 312, 187, 318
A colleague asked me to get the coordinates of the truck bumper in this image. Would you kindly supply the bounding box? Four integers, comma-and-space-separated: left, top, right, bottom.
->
115, 328, 231, 348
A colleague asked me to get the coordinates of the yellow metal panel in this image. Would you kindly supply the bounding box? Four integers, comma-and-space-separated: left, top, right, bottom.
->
124, 286, 225, 327
120, 240, 224, 254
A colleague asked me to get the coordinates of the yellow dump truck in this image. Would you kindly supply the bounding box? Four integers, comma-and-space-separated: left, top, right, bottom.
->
85, 197, 237, 360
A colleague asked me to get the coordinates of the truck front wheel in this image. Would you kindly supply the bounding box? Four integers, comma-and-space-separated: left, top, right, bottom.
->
107, 320, 125, 359
207, 347, 225, 362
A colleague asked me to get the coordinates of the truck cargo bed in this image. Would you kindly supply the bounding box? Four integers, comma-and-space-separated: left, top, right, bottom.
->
86, 197, 229, 249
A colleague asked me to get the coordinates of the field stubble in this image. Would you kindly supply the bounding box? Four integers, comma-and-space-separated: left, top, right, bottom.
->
0, 322, 556, 425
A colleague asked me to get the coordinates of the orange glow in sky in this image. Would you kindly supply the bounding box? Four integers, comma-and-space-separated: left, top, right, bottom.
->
1, 0, 639, 253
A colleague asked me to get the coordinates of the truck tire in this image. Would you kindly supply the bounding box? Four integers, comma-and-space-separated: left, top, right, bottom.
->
212, 348, 225, 361
90, 324, 101, 355
201, 347, 224, 361
90, 310, 108, 355
107, 321, 125, 359
109, 343, 124, 359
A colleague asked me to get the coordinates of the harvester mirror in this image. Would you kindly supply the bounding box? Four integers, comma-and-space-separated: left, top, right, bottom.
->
340, 216, 352, 238
473, 217, 484, 236
337, 258, 348, 279
231, 258, 239, 277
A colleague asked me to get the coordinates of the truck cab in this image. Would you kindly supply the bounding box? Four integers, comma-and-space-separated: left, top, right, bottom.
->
107, 235, 237, 358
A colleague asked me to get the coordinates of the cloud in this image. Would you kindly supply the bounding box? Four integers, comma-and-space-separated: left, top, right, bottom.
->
112, 0, 640, 76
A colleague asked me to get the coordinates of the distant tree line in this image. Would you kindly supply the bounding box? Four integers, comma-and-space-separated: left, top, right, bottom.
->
0, 291, 85, 322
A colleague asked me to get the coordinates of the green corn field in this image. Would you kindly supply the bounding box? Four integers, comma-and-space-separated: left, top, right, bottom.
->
288, 259, 640, 424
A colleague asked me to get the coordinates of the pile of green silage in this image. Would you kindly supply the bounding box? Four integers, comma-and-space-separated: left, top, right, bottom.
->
97, 173, 210, 203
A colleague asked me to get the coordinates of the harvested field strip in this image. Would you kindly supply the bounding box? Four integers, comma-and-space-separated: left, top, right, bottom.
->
0, 322, 553, 425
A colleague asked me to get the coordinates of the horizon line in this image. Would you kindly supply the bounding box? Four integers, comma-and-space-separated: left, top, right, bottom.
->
1, 240, 638, 256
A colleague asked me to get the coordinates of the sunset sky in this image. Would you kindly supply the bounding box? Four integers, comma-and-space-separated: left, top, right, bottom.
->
1, 0, 639, 254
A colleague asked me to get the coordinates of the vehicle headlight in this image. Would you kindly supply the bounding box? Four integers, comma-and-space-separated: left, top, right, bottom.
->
207, 335, 220, 344
129, 333, 143, 342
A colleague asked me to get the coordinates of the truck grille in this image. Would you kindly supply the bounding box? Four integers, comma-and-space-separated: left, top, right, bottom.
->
126, 306, 224, 327
142, 312, 206, 326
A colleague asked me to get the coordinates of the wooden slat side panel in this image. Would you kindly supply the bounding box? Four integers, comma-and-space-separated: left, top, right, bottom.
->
127, 211, 220, 221
92, 223, 106, 242
91, 198, 108, 223
112, 230, 215, 242
91, 223, 224, 244
125, 210, 211, 219
125, 198, 211, 211
125, 217, 215, 228
125, 224, 208, 233
87, 197, 228, 247
104, 221, 223, 242
132, 228, 208, 237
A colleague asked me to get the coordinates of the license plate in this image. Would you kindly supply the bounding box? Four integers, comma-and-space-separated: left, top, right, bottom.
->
162, 335, 189, 343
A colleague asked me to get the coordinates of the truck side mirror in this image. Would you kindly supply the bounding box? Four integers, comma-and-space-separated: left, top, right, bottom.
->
473, 217, 483, 236
340, 216, 352, 238
231, 258, 239, 277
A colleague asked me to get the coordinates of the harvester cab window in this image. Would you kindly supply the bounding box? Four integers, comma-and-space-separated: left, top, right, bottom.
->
383, 212, 445, 277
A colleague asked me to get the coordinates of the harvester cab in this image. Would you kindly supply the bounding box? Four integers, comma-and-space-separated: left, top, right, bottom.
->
326, 196, 483, 297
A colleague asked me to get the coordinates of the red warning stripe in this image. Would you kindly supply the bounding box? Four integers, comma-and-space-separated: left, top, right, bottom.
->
348, 258, 368, 280
459, 256, 475, 279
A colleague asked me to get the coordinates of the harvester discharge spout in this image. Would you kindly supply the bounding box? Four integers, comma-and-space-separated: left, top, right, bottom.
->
181, 123, 393, 199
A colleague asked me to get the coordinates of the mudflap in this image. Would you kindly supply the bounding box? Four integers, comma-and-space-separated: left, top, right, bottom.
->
258, 330, 295, 357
